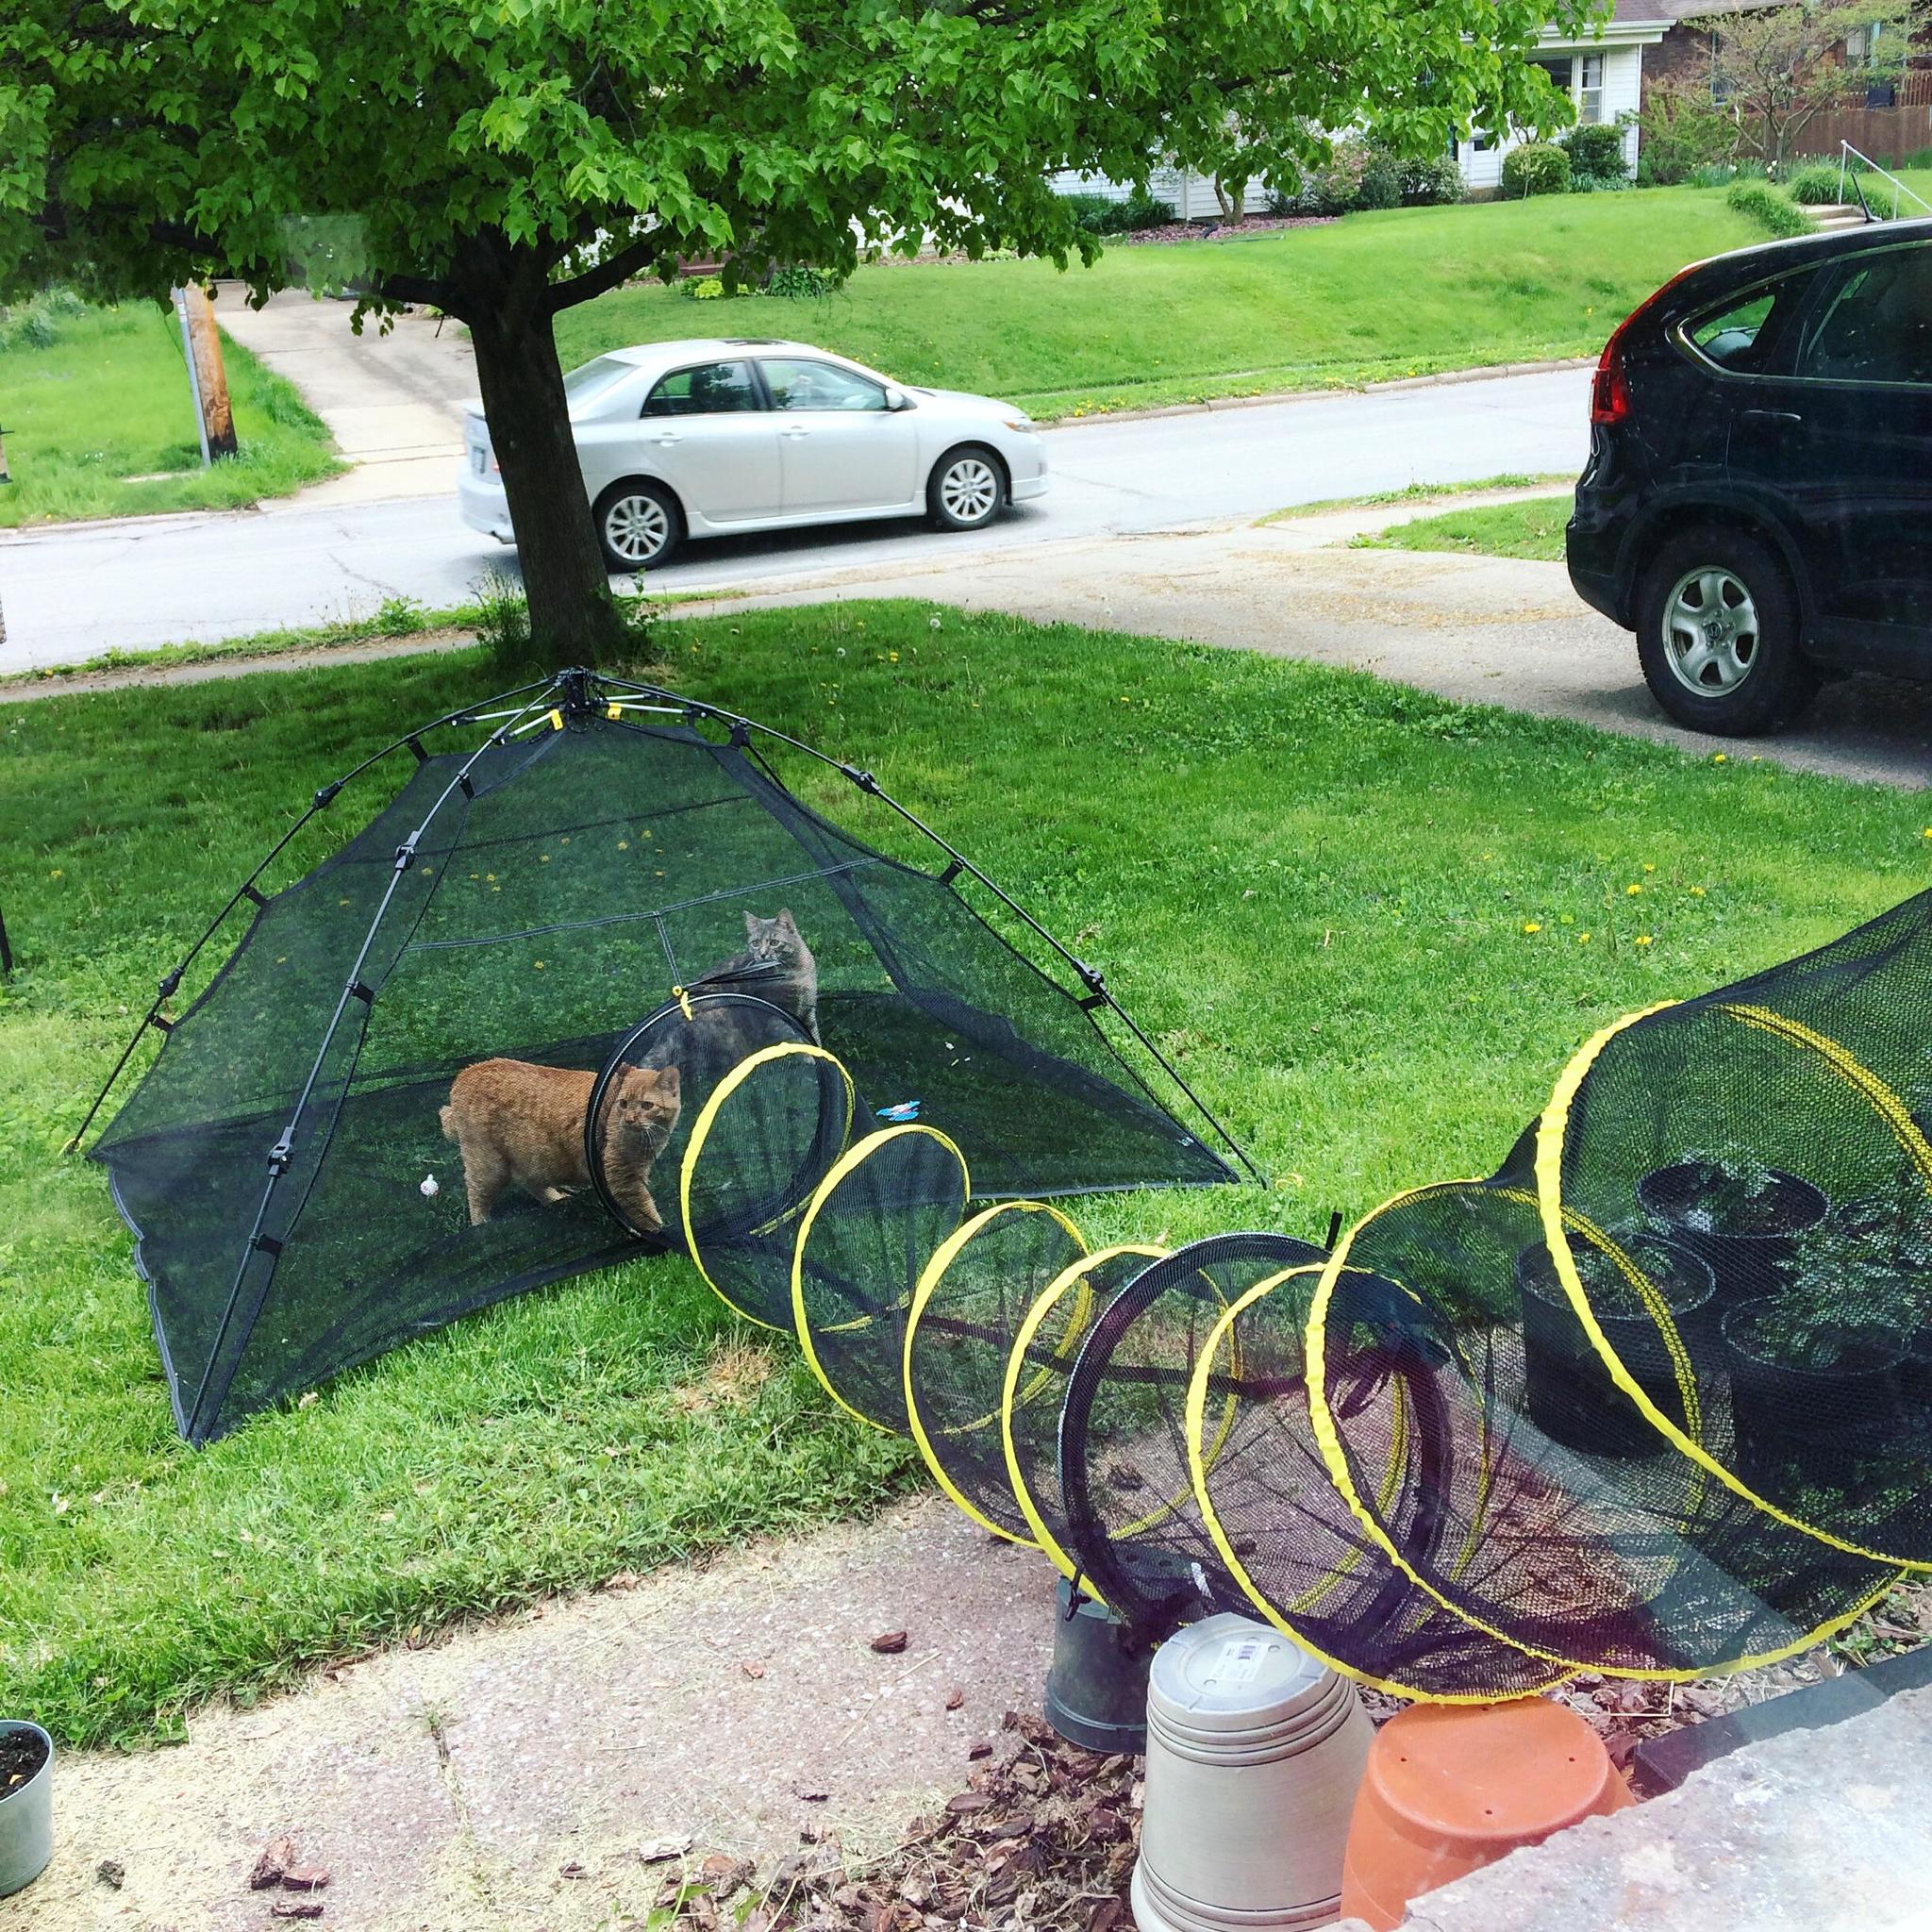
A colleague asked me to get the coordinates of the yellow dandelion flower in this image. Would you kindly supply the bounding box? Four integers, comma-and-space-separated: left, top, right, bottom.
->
889, 651, 900, 663
1690, 885, 1706, 896
1712, 753, 1727, 763
1635, 934, 1654, 947
534, 960, 545, 970
1522, 922, 1542, 935
1578, 932, 1591, 943
618, 841, 629, 851
540, 854, 551, 863
1642, 863, 1656, 874
1626, 883, 1642, 896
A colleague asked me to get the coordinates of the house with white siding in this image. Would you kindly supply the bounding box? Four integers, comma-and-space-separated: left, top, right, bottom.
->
1053, 5, 1676, 214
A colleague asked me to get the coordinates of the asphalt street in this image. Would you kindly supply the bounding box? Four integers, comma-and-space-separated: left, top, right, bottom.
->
0, 368, 1590, 672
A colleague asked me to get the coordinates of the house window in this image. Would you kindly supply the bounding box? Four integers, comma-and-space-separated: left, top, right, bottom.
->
1578, 52, 1606, 125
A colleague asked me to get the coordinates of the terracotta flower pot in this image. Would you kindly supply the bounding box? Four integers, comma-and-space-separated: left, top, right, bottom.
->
1339, 1698, 1632, 1931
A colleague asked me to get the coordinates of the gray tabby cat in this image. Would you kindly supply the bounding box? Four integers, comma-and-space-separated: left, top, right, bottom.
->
697, 908, 820, 1042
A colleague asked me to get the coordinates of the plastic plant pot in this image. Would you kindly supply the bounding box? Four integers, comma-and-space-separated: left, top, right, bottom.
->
1339, 1698, 1632, 1931
1722, 1297, 1908, 1495
1636, 1162, 1827, 1310
1045, 1578, 1152, 1754
1517, 1234, 1715, 1458
0, 1722, 52, 1900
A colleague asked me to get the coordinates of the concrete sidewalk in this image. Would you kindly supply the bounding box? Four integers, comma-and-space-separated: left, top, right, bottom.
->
216, 288, 477, 507
0, 1498, 1058, 1932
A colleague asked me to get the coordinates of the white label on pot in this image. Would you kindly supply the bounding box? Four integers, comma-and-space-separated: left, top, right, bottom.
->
1214, 1638, 1268, 1685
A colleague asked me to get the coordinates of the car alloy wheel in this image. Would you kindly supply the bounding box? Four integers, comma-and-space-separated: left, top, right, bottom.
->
602, 491, 673, 568
1660, 566, 1761, 695
938, 456, 999, 525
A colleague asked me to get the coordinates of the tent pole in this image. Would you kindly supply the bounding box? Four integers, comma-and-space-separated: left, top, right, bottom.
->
182, 675, 566, 1441
593, 675, 1263, 1185
68, 674, 558, 1158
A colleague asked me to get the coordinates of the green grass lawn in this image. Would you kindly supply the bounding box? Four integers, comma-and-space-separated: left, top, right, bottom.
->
0, 296, 341, 527
557, 189, 1762, 420
1359, 491, 1574, 562
5, 606, 1927, 1748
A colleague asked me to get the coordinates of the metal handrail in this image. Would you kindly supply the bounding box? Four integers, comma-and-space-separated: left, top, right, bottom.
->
1838, 141, 1932, 222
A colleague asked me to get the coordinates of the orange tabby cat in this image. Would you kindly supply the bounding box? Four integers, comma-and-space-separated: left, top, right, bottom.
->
441, 1059, 682, 1231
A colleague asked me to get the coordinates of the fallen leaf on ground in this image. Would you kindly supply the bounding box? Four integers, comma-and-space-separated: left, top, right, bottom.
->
249, 1838, 297, 1890
967, 1742, 992, 1760
741, 1660, 767, 1680
271, 1904, 325, 1922
944, 1689, 964, 1711
281, 1866, 331, 1891
640, 1833, 695, 1864
870, 1630, 909, 1655
95, 1859, 125, 1890
794, 1786, 829, 1803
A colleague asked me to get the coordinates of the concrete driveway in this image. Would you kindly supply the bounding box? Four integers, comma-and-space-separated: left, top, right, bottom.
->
691, 501, 1932, 791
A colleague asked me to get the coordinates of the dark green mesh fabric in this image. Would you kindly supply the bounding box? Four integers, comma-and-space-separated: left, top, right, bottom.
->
92, 707, 1234, 1443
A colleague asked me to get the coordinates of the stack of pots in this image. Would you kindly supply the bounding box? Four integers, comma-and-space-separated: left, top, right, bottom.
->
1131, 1614, 1372, 1932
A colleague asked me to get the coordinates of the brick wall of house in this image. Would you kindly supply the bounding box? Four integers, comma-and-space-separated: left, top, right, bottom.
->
1641, 20, 1717, 101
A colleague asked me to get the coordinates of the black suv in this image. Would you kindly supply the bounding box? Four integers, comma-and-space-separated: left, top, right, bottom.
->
1566, 217, 1932, 735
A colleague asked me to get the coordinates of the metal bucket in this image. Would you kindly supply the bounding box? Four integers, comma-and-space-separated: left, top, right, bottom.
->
0, 1721, 53, 1899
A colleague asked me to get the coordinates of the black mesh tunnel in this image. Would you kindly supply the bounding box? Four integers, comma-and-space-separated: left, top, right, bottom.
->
86, 672, 1248, 1444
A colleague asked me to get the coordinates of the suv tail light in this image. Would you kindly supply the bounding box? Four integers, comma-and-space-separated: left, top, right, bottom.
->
1591, 337, 1631, 426
1590, 263, 1703, 428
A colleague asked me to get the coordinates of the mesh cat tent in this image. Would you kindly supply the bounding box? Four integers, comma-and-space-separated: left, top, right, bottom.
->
79, 668, 1251, 1444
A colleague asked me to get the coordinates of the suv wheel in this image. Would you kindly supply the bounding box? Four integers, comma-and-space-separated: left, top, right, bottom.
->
1635, 526, 1818, 736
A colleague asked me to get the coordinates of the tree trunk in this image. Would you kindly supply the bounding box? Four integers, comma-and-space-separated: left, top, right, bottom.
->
466, 297, 627, 668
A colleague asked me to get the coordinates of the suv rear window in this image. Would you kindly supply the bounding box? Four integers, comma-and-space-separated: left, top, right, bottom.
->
1795, 244, 1932, 385
1682, 268, 1820, 375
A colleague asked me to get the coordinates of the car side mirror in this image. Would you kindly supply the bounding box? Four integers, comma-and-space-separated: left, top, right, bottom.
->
883, 385, 913, 412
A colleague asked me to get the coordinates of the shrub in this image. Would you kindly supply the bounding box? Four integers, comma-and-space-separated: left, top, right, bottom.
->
1057, 192, 1121, 235
1355, 144, 1404, 210
1627, 82, 1738, 186
762, 264, 838, 298
1560, 124, 1627, 184
1394, 151, 1466, 207
0, 287, 89, 354
1726, 177, 1812, 240
1570, 173, 1632, 193
1117, 187, 1175, 231
1786, 162, 1846, 204
681, 275, 727, 301
1502, 142, 1572, 197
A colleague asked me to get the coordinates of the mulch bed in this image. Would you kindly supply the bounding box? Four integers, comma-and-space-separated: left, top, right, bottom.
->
658, 1710, 1139, 1932
640, 1588, 1932, 1932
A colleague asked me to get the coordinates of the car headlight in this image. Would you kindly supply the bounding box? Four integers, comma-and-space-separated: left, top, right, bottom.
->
1002, 417, 1036, 433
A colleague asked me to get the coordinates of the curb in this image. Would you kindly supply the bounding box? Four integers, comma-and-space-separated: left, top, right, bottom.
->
1035, 358, 1595, 429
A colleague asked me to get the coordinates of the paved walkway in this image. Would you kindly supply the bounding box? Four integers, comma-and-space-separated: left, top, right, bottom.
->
216, 287, 478, 506
1, 1498, 1057, 1932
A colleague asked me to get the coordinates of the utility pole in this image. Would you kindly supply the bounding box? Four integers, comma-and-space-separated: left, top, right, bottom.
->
173, 284, 239, 462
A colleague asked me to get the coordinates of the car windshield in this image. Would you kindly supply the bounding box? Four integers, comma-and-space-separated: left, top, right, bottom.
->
560, 357, 635, 409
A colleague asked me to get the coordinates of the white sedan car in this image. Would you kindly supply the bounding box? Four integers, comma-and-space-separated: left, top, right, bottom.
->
458, 338, 1048, 572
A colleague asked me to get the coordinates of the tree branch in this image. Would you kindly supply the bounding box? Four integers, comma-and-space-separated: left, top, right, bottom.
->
543, 230, 666, 314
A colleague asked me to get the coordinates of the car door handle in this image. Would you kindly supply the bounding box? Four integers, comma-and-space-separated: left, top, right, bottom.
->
1740, 408, 1804, 425
781, 426, 810, 439
652, 432, 683, 447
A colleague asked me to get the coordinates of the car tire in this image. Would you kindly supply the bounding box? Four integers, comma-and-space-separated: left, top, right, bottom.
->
1634, 525, 1818, 737
926, 445, 1006, 532
594, 479, 682, 573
